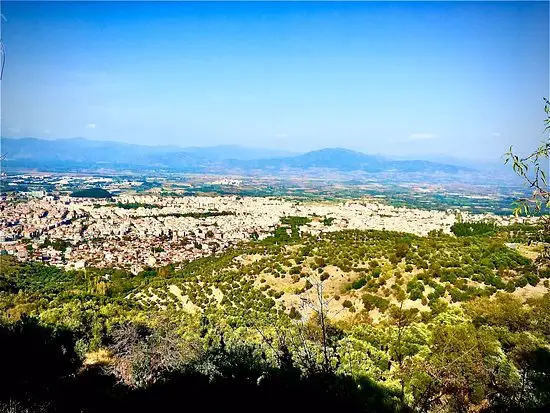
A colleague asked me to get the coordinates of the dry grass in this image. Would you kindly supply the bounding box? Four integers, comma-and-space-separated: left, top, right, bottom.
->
83, 349, 112, 366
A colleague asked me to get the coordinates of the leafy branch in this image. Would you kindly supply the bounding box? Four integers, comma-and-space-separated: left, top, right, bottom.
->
503, 98, 550, 215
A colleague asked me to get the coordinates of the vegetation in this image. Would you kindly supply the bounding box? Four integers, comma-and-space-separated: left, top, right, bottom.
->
1, 101, 549, 412
39, 237, 71, 252
505, 98, 550, 266
1, 216, 549, 411
113, 202, 159, 209
70, 188, 113, 198
125, 210, 237, 219
451, 221, 497, 237
280, 216, 312, 238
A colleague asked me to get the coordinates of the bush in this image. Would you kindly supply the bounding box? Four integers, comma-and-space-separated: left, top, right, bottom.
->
289, 307, 301, 320
315, 257, 326, 267
525, 273, 540, 287
515, 277, 529, 288
289, 266, 301, 275
362, 293, 389, 312
351, 277, 367, 290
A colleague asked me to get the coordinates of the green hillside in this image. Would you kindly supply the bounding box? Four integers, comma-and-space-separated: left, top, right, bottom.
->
1, 223, 549, 412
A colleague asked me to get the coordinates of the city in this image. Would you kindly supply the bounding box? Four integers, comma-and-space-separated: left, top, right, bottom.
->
1, 1, 549, 412
1, 186, 537, 273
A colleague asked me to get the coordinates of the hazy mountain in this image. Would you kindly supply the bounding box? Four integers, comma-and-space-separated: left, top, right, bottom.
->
181, 145, 297, 161
388, 152, 518, 178
0, 137, 179, 164
1, 137, 472, 175
237, 148, 471, 173
1, 138, 295, 163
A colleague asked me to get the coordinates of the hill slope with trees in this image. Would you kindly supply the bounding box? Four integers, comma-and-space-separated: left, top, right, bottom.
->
1, 220, 549, 412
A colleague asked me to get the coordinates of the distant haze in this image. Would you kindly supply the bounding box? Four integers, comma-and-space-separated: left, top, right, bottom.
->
2, 137, 521, 184
2, 1, 549, 159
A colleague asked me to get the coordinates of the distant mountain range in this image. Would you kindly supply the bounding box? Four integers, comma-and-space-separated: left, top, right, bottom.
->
180, 145, 296, 161
1, 137, 294, 164
387, 153, 511, 174
1, 137, 476, 175
236, 148, 474, 174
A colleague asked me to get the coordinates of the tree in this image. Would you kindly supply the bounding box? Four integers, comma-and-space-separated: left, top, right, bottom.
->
0, 316, 80, 408
296, 276, 344, 374
409, 322, 500, 412
106, 321, 197, 388
387, 292, 421, 409
504, 97, 550, 265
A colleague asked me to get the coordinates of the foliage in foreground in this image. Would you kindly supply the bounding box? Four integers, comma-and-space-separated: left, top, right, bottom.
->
0, 316, 396, 413
1, 218, 550, 412
1, 256, 549, 412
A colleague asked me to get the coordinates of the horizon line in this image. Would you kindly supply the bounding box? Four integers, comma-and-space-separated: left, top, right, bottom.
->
1, 135, 505, 162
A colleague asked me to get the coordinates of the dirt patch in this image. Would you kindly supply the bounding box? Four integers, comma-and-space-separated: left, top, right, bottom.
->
513, 283, 549, 299
168, 285, 201, 313
235, 253, 264, 266
516, 244, 541, 261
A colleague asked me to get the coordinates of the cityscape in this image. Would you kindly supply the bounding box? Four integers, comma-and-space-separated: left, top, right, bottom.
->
0, 1, 549, 413
1, 180, 538, 274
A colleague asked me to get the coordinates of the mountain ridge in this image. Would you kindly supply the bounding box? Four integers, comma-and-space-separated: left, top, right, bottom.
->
1, 137, 473, 174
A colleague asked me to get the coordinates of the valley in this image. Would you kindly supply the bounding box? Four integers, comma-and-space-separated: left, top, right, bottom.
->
1, 183, 548, 412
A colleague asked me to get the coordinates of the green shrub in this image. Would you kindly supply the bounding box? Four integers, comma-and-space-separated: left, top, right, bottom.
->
362, 293, 389, 312
451, 221, 497, 237
289, 307, 301, 320
289, 266, 301, 275
351, 277, 367, 290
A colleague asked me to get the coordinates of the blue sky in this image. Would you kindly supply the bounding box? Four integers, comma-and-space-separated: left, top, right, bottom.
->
2, 1, 549, 159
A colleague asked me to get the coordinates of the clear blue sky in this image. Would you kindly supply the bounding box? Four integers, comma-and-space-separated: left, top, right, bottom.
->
2, 1, 549, 159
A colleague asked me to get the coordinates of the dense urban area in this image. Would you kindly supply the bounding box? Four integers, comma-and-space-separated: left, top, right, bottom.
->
1, 182, 537, 273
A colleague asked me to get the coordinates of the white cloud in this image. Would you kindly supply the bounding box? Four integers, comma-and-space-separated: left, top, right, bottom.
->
408, 133, 437, 141
43, 129, 51, 135
7, 127, 20, 133
86, 123, 96, 129
491, 132, 501, 137
274, 132, 288, 138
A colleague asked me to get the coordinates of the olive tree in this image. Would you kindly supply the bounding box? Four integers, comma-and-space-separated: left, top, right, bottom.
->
504, 97, 550, 264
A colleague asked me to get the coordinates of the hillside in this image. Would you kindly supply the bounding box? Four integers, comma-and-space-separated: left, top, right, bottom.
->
130, 222, 544, 322
1, 220, 549, 412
